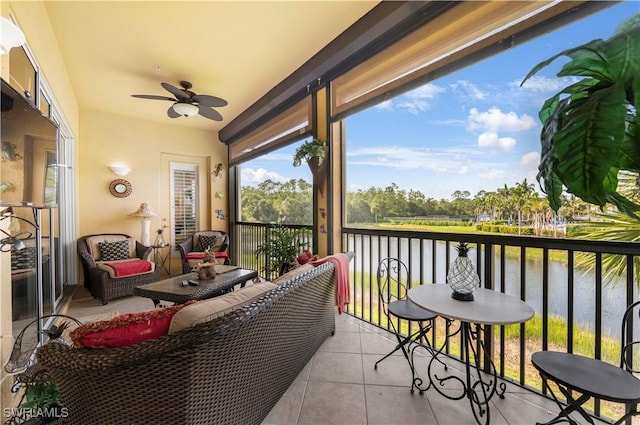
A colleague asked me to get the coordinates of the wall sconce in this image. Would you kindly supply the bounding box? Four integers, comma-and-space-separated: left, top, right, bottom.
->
0, 16, 26, 55
0, 208, 36, 251
109, 165, 131, 176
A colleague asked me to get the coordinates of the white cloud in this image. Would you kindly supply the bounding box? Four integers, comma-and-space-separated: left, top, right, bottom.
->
406, 83, 446, 99
468, 107, 536, 133
241, 167, 289, 186
396, 100, 429, 115
516, 75, 580, 93
477, 132, 516, 151
374, 99, 393, 110
373, 83, 444, 114
521, 151, 540, 166
478, 169, 506, 179
450, 80, 486, 100
348, 145, 488, 176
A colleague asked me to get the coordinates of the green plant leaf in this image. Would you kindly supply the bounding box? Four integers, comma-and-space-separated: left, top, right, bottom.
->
604, 26, 640, 82
552, 85, 627, 200
557, 56, 612, 82
520, 39, 606, 86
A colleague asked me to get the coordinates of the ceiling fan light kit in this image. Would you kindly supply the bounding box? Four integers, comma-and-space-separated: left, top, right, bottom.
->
131, 80, 227, 121
172, 102, 199, 117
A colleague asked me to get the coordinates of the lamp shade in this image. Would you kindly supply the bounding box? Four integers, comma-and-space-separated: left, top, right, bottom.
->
128, 202, 159, 219
172, 102, 199, 117
0, 16, 26, 55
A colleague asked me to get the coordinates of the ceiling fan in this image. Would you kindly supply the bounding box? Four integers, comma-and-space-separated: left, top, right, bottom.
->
131, 81, 227, 121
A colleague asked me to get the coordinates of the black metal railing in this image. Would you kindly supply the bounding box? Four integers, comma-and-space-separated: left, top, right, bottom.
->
342, 227, 639, 423
235, 222, 313, 280
236, 222, 639, 423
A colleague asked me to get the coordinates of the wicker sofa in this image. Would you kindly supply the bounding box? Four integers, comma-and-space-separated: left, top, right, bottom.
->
37, 255, 348, 425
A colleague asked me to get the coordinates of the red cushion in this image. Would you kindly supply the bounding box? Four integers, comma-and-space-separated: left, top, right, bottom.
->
70, 302, 196, 348
186, 252, 229, 259
102, 259, 152, 277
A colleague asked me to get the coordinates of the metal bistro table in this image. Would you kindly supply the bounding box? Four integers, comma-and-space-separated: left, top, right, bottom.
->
133, 265, 258, 307
407, 283, 534, 425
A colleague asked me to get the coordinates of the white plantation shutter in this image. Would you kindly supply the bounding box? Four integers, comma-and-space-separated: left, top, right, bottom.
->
171, 163, 198, 242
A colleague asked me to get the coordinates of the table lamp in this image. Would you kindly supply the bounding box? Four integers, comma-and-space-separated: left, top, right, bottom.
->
128, 202, 158, 246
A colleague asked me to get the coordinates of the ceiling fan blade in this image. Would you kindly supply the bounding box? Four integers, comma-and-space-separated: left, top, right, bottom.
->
192, 94, 228, 108
131, 94, 176, 101
161, 82, 190, 100
198, 105, 223, 121
167, 105, 180, 118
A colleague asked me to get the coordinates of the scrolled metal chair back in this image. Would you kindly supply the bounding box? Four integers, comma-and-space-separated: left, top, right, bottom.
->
376, 257, 409, 312
621, 300, 640, 373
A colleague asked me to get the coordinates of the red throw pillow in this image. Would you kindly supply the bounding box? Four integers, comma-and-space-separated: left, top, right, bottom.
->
70, 301, 196, 348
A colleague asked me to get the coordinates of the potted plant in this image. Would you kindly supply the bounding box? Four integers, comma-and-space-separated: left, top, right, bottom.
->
521, 13, 639, 215
293, 138, 328, 195
255, 224, 310, 279
20, 379, 65, 422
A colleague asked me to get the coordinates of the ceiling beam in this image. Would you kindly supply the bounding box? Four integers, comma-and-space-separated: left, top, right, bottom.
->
219, 1, 457, 144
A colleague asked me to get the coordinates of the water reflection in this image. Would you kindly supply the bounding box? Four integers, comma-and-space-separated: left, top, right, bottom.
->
349, 235, 633, 337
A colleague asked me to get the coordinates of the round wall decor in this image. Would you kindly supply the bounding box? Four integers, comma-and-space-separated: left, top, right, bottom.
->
109, 179, 132, 197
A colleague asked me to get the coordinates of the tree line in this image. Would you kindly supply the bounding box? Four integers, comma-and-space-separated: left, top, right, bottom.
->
241, 178, 595, 226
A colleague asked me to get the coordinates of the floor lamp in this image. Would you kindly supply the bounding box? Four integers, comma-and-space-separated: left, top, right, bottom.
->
128, 202, 158, 246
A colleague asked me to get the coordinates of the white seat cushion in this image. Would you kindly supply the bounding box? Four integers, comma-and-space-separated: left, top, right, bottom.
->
168, 282, 277, 333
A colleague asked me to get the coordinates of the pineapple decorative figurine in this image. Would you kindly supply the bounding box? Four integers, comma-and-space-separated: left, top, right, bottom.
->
447, 242, 480, 301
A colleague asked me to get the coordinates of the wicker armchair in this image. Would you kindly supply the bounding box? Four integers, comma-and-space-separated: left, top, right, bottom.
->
77, 233, 159, 304
176, 230, 230, 274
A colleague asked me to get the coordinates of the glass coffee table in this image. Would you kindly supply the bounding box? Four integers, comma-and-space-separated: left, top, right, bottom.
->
133, 265, 258, 307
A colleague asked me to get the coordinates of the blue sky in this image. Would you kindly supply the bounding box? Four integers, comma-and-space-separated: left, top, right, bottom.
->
241, 2, 639, 200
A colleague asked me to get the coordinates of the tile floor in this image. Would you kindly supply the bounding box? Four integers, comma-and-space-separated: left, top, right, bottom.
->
65, 288, 611, 425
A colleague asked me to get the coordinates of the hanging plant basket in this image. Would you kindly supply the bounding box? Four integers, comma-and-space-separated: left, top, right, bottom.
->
307, 147, 328, 195
293, 139, 328, 195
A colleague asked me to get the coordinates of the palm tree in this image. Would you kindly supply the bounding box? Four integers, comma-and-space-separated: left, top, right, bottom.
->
574, 172, 640, 286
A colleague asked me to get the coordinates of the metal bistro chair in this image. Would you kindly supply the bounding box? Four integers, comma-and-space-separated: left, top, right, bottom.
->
531, 300, 640, 425
374, 257, 440, 394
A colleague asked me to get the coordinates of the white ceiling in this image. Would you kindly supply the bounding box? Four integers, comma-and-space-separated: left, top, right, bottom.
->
42, 1, 379, 133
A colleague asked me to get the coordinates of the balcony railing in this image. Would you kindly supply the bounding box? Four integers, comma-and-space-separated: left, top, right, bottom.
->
235, 222, 313, 280
236, 222, 639, 423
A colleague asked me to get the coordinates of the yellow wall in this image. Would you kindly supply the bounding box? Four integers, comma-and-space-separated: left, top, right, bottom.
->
78, 109, 227, 246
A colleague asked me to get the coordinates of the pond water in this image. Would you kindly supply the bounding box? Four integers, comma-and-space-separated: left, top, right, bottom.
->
348, 235, 635, 338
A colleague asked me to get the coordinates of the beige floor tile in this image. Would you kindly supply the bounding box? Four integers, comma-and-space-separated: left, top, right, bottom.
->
297, 381, 366, 425
309, 351, 364, 384
359, 330, 402, 356
319, 330, 363, 354
263, 379, 307, 425
365, 384, 436, 425
362, 353, 415, 389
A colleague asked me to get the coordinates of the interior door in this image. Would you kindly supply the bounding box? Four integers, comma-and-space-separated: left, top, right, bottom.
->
160, 153, 210, 275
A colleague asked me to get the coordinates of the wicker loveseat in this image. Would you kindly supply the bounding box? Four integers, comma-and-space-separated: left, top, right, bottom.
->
77, 233, 159, 304
37, 255, 349, 425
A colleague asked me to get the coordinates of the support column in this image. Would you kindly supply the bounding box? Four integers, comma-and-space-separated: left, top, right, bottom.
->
313, 84, 344, 257
314, 87, 329, 257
